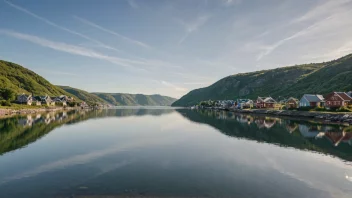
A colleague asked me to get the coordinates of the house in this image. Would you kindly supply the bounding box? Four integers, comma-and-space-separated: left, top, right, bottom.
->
324, 92, 352, 109
32, 98, 41, 106
348, 91, 352, 97
17, 94, 32, 105
35, 95, 55, 106
256, 97, 277, 108
299, 94, 324, 108
285, 97, 299, 109
236, 99, 254, 109
52, 95, 68, 106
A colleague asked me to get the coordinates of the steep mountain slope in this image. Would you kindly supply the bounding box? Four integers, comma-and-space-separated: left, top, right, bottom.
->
93, 93, 177, 106
58, 86, 108, 105
0, 60, 76, 97
172, 54, 352, 106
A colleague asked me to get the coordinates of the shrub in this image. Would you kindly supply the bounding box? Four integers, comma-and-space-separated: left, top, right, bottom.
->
313, 106, 327, 111
336, 107, 351, 112
0, 100, 12, 106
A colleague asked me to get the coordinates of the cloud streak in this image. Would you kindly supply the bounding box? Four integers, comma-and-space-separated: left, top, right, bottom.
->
74, 16, 151, 49
0, 29, 147, 70
161, 81, 188, 92
127, 0, 139, 9
4, 0, 119, 52
177, 15, 211, 44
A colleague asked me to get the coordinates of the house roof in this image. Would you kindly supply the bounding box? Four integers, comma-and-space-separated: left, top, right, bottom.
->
287, 97, 299, 102
257, 97, 276, 103
302, 94, 324, 102
335, 92, 352, 101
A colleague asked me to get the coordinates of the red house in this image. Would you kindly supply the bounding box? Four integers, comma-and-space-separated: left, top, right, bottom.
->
325, 92, 352, 109
256, 97, 277, 108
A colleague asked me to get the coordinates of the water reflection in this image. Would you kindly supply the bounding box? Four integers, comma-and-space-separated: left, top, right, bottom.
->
177, 109, 352, 162
0, 109, 173, 156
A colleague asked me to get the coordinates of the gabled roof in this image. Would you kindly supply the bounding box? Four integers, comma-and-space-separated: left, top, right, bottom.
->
302, 94, 324, 102
257, 97, 276, 103
287, 97, 299, 102
335, 92, 352, 101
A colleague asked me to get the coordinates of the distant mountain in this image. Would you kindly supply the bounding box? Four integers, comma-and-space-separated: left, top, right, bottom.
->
58, 86, 107, 105
92, 93, 177, 106
59, 86, 177, 106
0, 60, 76, 98
172, 54, 352, 106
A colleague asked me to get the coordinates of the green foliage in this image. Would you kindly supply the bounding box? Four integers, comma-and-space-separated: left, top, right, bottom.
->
0, 60, 76, 98
172, 54, 352, 106
92, 93, 177, 106
312, 107, 327, 112
0, 100, 11, 106
0, 88, 16, 101
336, 107, 351, 112
67, 101, 78, 107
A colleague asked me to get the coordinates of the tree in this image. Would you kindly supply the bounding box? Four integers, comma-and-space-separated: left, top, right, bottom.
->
0, 88, 16, 101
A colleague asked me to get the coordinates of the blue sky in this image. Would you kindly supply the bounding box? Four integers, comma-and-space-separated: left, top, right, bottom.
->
1, 0, 352, 98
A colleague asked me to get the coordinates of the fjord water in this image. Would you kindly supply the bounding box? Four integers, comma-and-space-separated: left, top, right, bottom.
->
0, 108, 351, 198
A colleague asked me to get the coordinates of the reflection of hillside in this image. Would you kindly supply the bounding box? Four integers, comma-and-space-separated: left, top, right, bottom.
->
0, 109, 174, 156
177, 109, 352, 162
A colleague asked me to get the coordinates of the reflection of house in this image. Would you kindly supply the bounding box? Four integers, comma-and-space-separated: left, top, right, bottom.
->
17, 94, 32, 105
285, 97, 299, 109
255, 117, 276, 129
256, 97, 277, 108
324, 92, 352, 109
285, 122, 298, 133
264, 118, 276, 129
18, 115, 33, 127
299, 94, 324, 108
298, 124, 321, 138
321, 132, 352, 146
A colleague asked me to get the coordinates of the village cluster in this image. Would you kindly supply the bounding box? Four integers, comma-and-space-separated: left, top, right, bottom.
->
16, 93, 88, 107
201, 91, 352, 111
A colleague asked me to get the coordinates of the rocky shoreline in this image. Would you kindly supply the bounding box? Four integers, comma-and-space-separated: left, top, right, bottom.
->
207, 108, 352, 125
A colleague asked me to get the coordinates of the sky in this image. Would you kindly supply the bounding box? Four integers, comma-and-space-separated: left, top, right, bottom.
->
1, 0, 352, 98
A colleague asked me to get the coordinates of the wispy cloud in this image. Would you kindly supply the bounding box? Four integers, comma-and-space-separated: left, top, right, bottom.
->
74, 16, 151, 49
127, 0, 139, 9
222, 0, 242, 7
291, 0, 351, 23
256, 14, 337, 61
161, 81, 188, 92
177, 15, 211, 44
0, 29, 148, 70
4, 0, 119, 52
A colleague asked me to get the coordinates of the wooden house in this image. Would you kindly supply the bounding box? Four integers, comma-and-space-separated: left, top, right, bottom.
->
256, 97, 277, 108
35, 96, 55, 106
324, 92, 352, 109
285, 97, 299, 109
299, 94, 324, 108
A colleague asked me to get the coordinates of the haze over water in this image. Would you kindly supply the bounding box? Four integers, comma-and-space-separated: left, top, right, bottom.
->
0, 108, 351, 198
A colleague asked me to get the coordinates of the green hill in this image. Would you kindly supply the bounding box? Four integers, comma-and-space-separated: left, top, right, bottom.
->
0, 60, 77, 98
172, 54, 352, 106
58, 86, 108, 105
92, 93, 177, 106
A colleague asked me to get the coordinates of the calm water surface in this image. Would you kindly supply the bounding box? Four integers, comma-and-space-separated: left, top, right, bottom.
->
0, 108, 352, 198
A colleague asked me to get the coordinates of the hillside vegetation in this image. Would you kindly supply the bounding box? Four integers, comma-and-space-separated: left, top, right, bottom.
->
93, 93, 177, 106
0, 60, 76, 98
58, 86, 107, 105
172, 54, 352, 106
